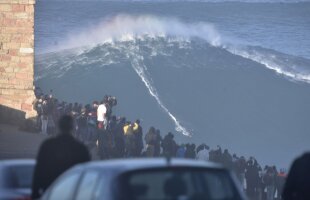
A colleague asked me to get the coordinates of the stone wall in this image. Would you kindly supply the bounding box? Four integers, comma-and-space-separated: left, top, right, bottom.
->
0, 0, 36, 121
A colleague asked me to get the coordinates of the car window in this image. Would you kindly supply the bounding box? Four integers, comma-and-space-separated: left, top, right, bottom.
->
76, 170, 100, 200
123, 168, 241, 200
47, 172, 80, 200
6, 165, 34, 188
201, 171, 235, 199
93, 172, 112, 200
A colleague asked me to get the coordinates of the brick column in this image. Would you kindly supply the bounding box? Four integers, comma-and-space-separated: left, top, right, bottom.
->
0, 0, 36, 120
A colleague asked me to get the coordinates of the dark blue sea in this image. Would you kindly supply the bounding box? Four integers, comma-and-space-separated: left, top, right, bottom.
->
35, 0, 310, 168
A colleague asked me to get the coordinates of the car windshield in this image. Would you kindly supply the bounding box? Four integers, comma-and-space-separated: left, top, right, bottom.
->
123, 168, 241, 200
5, 165, 34, 189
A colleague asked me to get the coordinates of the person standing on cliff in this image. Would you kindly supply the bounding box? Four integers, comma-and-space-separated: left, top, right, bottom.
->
40, 99, 49, 135
97, 100, 108, 159
31, 115, 90, 199
97, 100, 107, 130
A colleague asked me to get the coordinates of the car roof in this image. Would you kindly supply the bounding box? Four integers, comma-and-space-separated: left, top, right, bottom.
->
76, 158, 224, 174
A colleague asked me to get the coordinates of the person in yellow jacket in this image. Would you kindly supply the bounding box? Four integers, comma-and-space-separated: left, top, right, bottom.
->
123, 121, 139, 135
123, 122, 130, 135
133, 122, 139, 132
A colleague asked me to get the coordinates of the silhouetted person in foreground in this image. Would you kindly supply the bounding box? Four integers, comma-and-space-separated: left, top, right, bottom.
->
282, 152, 310, 200
31, 115, 90, 199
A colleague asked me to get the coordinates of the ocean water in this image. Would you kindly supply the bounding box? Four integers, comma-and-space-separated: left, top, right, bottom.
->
35, 0, 310, 168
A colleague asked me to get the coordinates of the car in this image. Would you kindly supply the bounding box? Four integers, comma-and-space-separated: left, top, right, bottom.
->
0, 159, 35, 200
41, 158, 246, 200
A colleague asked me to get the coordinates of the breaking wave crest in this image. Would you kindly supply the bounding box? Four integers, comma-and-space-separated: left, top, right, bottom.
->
38, 38, 194, 136
37, 15, 310, 136
54, 15, 221, 51
49, 14, 310, 84
226, 46, 310, 84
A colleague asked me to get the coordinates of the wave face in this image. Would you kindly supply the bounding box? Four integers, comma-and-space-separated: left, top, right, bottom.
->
38, 15, 310, 84
37, 37, 200, 137
36, 14, 310, 168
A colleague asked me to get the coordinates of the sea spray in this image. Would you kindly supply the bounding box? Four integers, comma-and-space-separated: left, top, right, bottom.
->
54, 15, 221, 52
35, 0, 310, 171
46, 14, 310, 85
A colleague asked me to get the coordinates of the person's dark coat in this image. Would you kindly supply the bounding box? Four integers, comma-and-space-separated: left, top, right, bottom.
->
34, 100, 43, 115
161, 134, 177, 157
282, 152, 310, 200
222, 150, 233, 169
31, 133, 90, 199
245, 162, 260, 198
185, 144, 196, 159
133, 124, 143, 157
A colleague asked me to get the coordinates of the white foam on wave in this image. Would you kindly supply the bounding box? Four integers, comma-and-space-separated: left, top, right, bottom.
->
225, 46, 310, 83
42, 14, 310, 135
124, 43, 193, 137
43, 14, 310, 86
57, 14, 221, 51
56, 14, 310, 85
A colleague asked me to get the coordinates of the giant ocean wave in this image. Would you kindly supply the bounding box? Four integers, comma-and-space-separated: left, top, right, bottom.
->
36, 15, 310, 136
39, 15, 310, 84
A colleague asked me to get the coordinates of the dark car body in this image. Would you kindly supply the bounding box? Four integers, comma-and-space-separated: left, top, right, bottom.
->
41, 158, 246, 200
0, 159, 35, 200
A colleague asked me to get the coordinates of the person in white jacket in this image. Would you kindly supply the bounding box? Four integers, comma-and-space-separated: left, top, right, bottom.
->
196, 144, 210, 161
97, 101, 107, 130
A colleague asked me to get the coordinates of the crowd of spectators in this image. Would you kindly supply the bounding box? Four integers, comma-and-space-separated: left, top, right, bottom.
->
32, 87, 286, 200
